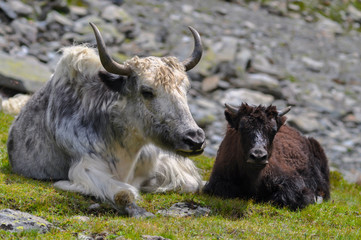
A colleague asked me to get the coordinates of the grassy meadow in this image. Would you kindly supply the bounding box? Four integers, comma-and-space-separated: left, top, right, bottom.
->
0, 111, 360, 239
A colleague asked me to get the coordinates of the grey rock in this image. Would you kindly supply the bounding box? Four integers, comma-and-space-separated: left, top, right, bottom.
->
46, 10, 74, 27
316, 16, 343, 36
213, 36, 238, 63
250, 55, 285, 79
69, 6, 88, 18
201, 75, 221, 92
0, 209, 52, 233
244, 73, 282, 97
347, 5, 361, 21
235, 48, 252, 71
221, 88, 274, 106
88, 203, 101, 210
189, 98, 219, 127
71, 216, 90, 222
301, 56, 324, 72
157, 202, 211, 217
73, 16, 125, 45
10, 18, 38, 46
288, 3, 300, 12
8, 0, 33, 17
134, 31, 161, 53
78, 234, 94, 240
182, 5, 194, 14
287, 114, 324, 133
142, 235, 170, 240
0, 1, 17, 19
101, 5, 133, 23
0, 52, 51, 93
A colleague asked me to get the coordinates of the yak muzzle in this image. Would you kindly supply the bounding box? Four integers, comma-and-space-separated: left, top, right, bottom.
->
176, 128, 206, 157
247, 147, 268, 168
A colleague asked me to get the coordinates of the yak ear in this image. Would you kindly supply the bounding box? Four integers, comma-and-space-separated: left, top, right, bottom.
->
277, 106, 291, 128
98, 71, 127, 92
224, 103, 239, 129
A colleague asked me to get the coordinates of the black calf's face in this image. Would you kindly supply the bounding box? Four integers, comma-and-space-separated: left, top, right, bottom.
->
238, 117, 277, 168
225, 103, 287, 169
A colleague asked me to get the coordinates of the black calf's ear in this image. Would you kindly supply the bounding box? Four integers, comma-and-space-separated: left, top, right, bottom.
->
225, 103, 239, 129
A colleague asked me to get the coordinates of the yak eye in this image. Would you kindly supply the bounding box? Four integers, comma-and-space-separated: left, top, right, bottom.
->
140, 86, 155, 99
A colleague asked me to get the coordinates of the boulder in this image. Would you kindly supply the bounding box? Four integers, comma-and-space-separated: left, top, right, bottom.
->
0, 52, 51, 93
0, 209, 52, 233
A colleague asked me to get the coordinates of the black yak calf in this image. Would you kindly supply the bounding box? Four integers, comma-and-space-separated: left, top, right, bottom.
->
203, 103, 330, 210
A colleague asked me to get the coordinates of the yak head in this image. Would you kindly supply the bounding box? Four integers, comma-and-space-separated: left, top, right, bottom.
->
90, 23, 205, 157
224, 103, 291, 169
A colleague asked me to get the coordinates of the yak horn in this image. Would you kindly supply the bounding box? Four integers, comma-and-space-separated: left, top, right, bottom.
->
278, 106, 291, 117
225, 103, 239, 114
89, 22, 132, 76
182, 26, 203, 71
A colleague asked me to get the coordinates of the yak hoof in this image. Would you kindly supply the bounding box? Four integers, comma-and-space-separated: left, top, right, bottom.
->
124, 203, 154, 218
114, 190, 136, 206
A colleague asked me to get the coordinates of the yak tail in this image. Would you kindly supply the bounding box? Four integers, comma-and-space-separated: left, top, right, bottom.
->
140, 152, 203, 194
308, 137, 330, 200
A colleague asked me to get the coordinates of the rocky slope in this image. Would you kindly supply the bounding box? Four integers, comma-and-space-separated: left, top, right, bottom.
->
0, 0, 360, 183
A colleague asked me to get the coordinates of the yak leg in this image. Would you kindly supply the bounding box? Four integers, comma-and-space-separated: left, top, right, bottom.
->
264, 174, 315, 210
54, 155, 153, 218
203, 179, 243, 198
133, 145, 203, 193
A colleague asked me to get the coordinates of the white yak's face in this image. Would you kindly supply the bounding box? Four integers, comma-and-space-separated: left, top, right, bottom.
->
124, 56, 205, 156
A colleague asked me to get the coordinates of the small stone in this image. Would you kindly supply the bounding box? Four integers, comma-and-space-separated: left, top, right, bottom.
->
202, 75, 220, 92
71, 216, 90, 222
235, 48, 252, 71
347, 5, 361, 20
142, 235, 170, 240
301, 56, 324, 72
316, 17, 343, 36
10, 18, 38, 45
288, 3, 300, 12
88, 203, 101, 210
221, 88, 274, 106
101, 5, 133, 23
8, 0, 33, 16
46, 10, 74, 26
69, 6, 88, 17
315, 196, 323, 204
0, 1, 17, 19
157, 202, 211, 217
213, 36, 238, 62
245, 73, 282, 97
287, 114, 323, 133
182, 5, 194, 14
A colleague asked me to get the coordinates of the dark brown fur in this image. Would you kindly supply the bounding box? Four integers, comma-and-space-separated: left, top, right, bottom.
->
203, 103, 330, 210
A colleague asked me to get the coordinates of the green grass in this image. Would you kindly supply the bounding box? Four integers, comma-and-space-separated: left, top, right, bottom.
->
1, 111, 361, 239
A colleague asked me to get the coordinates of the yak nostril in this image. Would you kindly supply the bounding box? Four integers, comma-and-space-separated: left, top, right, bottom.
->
183, 128, 205, 150
250, 149, 268, 161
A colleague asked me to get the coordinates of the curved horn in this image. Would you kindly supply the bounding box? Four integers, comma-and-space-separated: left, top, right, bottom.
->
225, 103, 239, 115
182, 26, 203, 71
89, 22, 131, 76
278, 106, 291, 117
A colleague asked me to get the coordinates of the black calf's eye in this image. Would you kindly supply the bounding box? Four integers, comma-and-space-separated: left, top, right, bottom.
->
140, 86, 155, 99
